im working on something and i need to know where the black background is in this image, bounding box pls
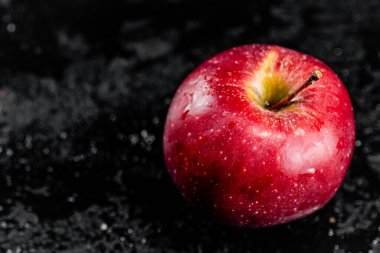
[0,0,379,252]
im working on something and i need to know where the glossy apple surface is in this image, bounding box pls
[163,44,355,227]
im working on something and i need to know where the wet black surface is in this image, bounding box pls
[0,0,379,252]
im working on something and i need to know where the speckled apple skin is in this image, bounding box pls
[163,44,355,228]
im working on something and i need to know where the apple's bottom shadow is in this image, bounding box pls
[124,170,337,252]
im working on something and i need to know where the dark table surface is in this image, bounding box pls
[0,0,379,252]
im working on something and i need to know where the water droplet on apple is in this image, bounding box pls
[305,167,316,174]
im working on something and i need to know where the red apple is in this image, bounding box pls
[163,44,355,228]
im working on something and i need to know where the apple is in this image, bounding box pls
[163,44,355,228]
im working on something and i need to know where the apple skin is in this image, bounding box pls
[163,44,355,228]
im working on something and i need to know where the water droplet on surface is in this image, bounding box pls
[152,117,159,125]
[42,148,50,155]
[67,196,75,203]
[334,47,343,56]
[109,113,117,121]
[100,223,108,231]
[342,68,350,77]
[6,149,13,156]
[6,23,16,33]
[60,132,67,139]
[328,216,336,224]
[129,134,139,145]
[1,221,7,228]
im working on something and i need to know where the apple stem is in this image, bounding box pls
[267,70,322,111]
